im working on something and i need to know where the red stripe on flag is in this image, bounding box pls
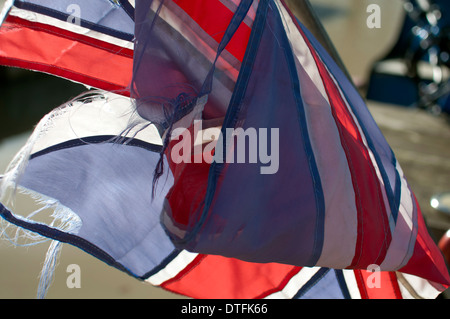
[306,53,391,268]
[354,269,403,299]
[354,269,369,299]
[399,195,450,285]
[254,266,302,299]
[281,1,392,269]
[6,16,134,58]
[318,67,391,269]
[0,57,130,95]
[0,18,132,93]
[159,254,207,287]
[161,255,299,299]
[173,0,251,62]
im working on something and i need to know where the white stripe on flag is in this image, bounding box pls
[28,92,162,156]
[7,6,134,50]
[325,63,420,270]
[0,0,14,25]
[264,267,321,299]
[145,250,199,286]
[397,272,444,299]
[342,270,362,299]
[380,163,417,270]
[275,0,358,269]
[326,66,395,235]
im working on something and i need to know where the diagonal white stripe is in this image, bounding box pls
[8,6,134,50]
[327,67,395,235]
[145,250,199,286]
[0,0,14,25]
[380,163,417,270]
[342,270,362,299]
[322,51,419,270]
[397,272,445,299]
[264,267,321,299]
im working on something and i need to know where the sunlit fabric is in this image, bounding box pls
[0,0,449,299]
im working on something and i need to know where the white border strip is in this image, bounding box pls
[145,250,199,286]
[264,267,321,299]
[380,163,417,270]
[342,270,363,299]
[0,0,14,25]
[7,6,134,50]
[398,272,445,299]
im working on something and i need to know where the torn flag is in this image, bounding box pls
[0,0,449,299]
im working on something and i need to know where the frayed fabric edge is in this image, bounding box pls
[0,188,82,299]
[0,90,108,202]
[36,201,82,299]
[0,92,96,299]
[0,89,161,298]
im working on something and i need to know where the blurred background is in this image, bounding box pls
[0,0,449,298]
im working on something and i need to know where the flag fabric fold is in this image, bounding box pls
[0,0,134,93]
[0,0,449,299]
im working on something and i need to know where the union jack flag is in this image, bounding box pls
[0,0,449,299]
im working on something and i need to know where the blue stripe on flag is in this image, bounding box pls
[14,0,134,41]
[29,135,162,160]
[293,268,331,299]
[334,269,352,299]
[118,0,134,21]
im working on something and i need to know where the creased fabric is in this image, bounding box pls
[0,0,449,299]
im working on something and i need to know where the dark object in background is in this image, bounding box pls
[366,0,450,115]
[0,66,86,141]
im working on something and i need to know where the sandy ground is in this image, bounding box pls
[0,0,449,298]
